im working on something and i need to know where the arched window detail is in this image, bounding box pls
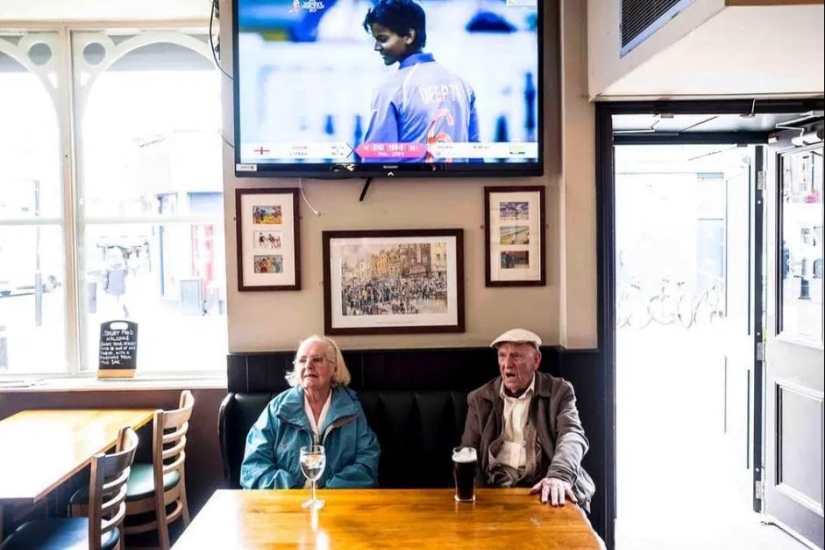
[0,32,67,373]
[70,30,225,373]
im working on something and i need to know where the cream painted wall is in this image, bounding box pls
[560,0,597,349]
[220,0,598,353]
[601,5,825,97]
[587,0,725,99]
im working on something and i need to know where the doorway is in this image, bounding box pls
[595,99,825,550]
[613,141,778,549]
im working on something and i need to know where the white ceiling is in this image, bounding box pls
[0,0,210,21]
[601,4,824,99]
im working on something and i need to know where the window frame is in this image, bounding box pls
[0,19,226,379]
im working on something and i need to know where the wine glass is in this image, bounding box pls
[300,445,326,510]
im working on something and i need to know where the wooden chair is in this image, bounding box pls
[0,426,138,550]
[71,390,195,550]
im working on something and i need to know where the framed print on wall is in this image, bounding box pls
[322,229,465,335]
[235,188,301,291]
[484,186,546,287]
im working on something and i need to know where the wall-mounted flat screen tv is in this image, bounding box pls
[232,0,543,178]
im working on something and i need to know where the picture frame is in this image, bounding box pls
[235,188,301,291]
[322,229,465,335]
[484,186,546,287]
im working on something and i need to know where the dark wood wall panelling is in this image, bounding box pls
[226,345,605,540]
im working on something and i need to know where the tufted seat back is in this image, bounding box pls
[219,390,469,489]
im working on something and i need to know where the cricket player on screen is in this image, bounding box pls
[362,0,480,163]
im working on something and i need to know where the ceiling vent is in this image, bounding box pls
[620,0,696,57]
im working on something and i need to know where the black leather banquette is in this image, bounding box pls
[218,348,507,489]
[220,389,470,489]
[218,346,600,495]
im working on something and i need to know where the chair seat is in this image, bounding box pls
[0,518,120,550]
[69,463,181,505]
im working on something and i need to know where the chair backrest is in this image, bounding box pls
[153,390,195,484]
[88,426,139,550]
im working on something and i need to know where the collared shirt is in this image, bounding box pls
[304,391,332,444]
[363,52,480,163]
[495,375,536,470]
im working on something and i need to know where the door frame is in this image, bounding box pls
[595,97,825,550]
[751,143,766,513]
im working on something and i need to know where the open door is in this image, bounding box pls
[721,145,767,511]
[718,145,765,508]
[764,130,824,549]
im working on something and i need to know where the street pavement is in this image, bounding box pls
[616,323,807,550]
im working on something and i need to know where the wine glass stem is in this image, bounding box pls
[311,480,316,503]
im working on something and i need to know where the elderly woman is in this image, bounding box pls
[240,335,380,489]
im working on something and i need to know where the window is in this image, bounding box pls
[0,33,66,374]
[0,28,226,377]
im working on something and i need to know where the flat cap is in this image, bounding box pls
[490,328,542,348]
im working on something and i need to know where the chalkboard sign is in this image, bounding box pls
[98,320,138,378]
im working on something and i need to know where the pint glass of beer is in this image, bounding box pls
[452,446,477,502]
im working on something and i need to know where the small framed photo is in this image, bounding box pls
[322,229,465,335]
[235,188,301,291]
[484,186,546,287]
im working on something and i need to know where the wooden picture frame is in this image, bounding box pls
[235,188,301,291]
[322,229,465,335]
[484,186,546,287]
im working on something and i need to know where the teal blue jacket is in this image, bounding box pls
[240,386,380,489]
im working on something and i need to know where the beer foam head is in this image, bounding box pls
[452,447,477,462]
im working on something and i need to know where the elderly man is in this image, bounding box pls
[461,328,595,511]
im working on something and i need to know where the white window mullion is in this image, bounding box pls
[58,24,81,375]
[84,215,224,226]
[0,218,64,226]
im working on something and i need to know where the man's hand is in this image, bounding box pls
[529,477,577,506]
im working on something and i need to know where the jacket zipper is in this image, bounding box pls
[321,414,357,444]
[279,414,358,446]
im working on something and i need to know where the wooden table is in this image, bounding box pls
[172,488,603,549]
[0,408,154,539]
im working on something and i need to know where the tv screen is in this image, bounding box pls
[232,0,543,178]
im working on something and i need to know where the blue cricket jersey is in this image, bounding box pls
[363,53,480,163]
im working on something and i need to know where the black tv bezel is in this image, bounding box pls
[231,0,545,180]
